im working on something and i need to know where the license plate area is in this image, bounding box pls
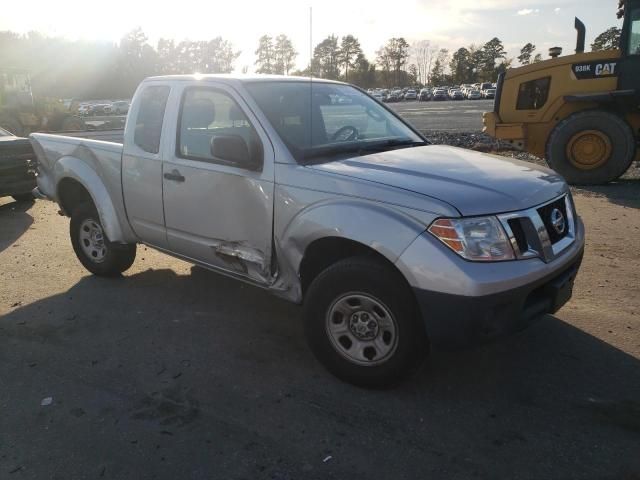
[546,268,577,313]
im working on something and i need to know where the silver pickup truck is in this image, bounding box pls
[30,75,585,387]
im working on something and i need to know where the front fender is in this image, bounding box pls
[277,198,431,298]
[54,156,133,243]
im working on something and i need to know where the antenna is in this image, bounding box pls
[309,6,313,150]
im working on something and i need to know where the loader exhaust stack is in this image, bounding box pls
[575,17,586,54]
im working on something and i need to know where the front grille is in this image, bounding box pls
[507,218,529,253]
[498,194,576,263]
[537,197,569,244]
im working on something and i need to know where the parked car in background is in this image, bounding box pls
[0,127,36,202]
[467,90,483,100]
[483,88,496,99]
[371,91,384,102]
[77,104,91,116]
[104,101,130,115]
[88,104,111,116]
[385,91,401,103]
[450,90,465,100]
[480,82,493,92]
[404,89,417,100]
[418,89,432,101]
[432,89,448,101]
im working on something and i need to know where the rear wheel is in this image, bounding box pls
[546,110,635,185]
[304,256,428,388]
[70,203,136,276]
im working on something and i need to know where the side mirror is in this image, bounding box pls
[210,135,262,171]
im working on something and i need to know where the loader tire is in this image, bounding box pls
[546,110,635,185]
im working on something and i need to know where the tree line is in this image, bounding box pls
[0,23,623,100]
[0,28,241,99]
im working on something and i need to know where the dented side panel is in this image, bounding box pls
[271,163,451,303]
[162,171,274,282]
[30,133,137,243]
[161,81,277,287]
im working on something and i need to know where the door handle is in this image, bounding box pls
[164,169,185,182]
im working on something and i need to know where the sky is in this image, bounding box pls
[0,0,622,72]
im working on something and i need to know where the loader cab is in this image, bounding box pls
[0,71,34,109]
[618,0,640,93]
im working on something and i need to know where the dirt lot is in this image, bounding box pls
[0,176,638,479]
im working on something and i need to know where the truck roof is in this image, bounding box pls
[143,74,346,85]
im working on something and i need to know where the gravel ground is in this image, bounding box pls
[425,130,640,180]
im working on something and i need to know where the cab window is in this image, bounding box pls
[629,9,640,55]
[178,88,259,165]
[133,86,170,154]
[516,77,551,110]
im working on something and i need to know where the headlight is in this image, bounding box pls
[428,216,515,261]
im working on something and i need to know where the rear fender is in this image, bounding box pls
[54,156,131,243]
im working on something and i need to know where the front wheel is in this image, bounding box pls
[304,257,428,388]
[70,203,136,276]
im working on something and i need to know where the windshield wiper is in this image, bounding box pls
[301,142,364,162]
[356,138,427,155]
[301,138,428,164]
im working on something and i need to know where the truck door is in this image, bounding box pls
[161,83,276,284]
[619,3,640,93]
[122,84,171,248]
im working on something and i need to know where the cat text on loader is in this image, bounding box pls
[483,0,640,185]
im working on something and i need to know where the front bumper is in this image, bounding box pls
[412,248,583,350]
[396,216,585,350]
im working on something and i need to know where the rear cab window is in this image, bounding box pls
[133,85,170,154]
[629,8,640,54]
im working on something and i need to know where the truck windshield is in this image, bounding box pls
[244,81,425,162]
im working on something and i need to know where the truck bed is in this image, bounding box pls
[29,133,128,238]
[53,129,125,144]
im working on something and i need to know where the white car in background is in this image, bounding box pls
[404,89,417,100]
[467,90,483,100]
[112,101,130,115]
[77,104,92,115]
[483,88,497,99]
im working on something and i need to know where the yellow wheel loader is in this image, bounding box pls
[483,0,640,184]
[0,70,85,137]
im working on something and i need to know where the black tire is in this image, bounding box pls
[12,193,34,203]
[304,256,428,388]
[546,110,635,185]
[70,203,136,276]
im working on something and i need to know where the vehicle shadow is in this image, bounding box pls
[1,266,638,479]
[573,177,640,210]
[0,198,34,254]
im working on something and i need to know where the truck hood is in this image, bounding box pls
[307,145,567,216]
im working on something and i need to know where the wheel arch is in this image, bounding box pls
[299,237,414,296]
[278,199,429,302]
[54,160,130,243]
